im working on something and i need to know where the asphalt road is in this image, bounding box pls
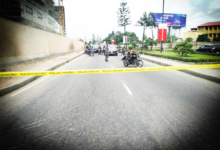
[0,53,220,150]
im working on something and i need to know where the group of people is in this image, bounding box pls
[85,44,110,61]
[85,45,93,54]
[85,44,137,62]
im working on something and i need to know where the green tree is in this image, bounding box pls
[144,38,157,50]
[102,31,139,45]
[117,1,131,46]
[88,41,92,45]
[197,34,210,42]
[185,37,193,42]
[144,37,151,50]
[213,36,220,42]
[136,12,156,49]
[148,12,156,39]
[136,12,148,49]
[154,39,158,48]
[166,34,171,43]
[131,41,139,48]
[103,37,111,44]
[165,34,178,43]
[148,39,154,50]
[173,41,195,56]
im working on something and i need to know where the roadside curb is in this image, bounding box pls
[0,52,84,97]
[141,56,220,84]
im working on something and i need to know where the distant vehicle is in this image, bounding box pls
[108,44,118,56]
[92,45,99,53]
[196,44,220,53]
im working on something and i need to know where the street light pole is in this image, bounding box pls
[160,0,165,53]
[142,23,146,51]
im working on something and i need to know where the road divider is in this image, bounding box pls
[1,64,220,77]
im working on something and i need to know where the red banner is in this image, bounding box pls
[158,29,167,41]
[111,40,114,45]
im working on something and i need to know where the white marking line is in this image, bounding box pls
[11,76,49,97]
[121,80,133,95]
[110,65,114,68]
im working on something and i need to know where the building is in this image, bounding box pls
[184,21,220,41]
[54,6,66,33]
[0,0,64,34]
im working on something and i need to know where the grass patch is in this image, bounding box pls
[134,49,220,63]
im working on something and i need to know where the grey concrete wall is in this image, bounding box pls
[0,18,84,67]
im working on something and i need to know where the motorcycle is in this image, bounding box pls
[121,53,143,67]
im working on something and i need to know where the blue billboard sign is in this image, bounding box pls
[153,13,187,27]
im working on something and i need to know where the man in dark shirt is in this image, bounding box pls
[105,43,109,62]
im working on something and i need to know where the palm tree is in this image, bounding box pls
[136,12,156,49]
[117,1,131,48]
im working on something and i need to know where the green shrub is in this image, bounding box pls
[197,34,210,42]
[213,37,220,42]
[173,41,195,56]
[185,37,193,42]
[142,52,220,63]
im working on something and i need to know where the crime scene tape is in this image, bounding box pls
[0,64,220,77]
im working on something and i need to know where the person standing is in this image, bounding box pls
[105,43,109,62]
[103,46,105,55]
[99,46,101,55]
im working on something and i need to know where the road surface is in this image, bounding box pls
[0,53,220,150]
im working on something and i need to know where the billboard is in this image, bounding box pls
[153,13,187,27]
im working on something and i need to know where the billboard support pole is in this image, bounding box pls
[160,0,165,53]
[168,26,171,37]
[171,27,172,43]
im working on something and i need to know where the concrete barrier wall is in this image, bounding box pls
[0,18,84,67]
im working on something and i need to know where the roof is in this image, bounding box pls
[198,21,220,27]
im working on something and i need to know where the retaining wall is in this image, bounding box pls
[0,18,84,67]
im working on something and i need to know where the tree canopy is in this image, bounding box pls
[102,31,140,45]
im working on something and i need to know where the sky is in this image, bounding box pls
[55,0,220,41]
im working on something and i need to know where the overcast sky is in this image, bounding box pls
[55,0,220,41]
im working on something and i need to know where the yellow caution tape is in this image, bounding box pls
[0,64,220,77]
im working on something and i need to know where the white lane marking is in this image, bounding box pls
[11,76,49,97]
[110,65,114,68]
[121,80,133,95]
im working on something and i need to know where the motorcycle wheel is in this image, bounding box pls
[123,60,128,67]
[136,60,143,67]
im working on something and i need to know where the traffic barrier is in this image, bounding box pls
[0,64,220,77]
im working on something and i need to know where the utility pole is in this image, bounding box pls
[142,23,146,51]
[160,0,165,53]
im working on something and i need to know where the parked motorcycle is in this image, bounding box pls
[121,53,143,67]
